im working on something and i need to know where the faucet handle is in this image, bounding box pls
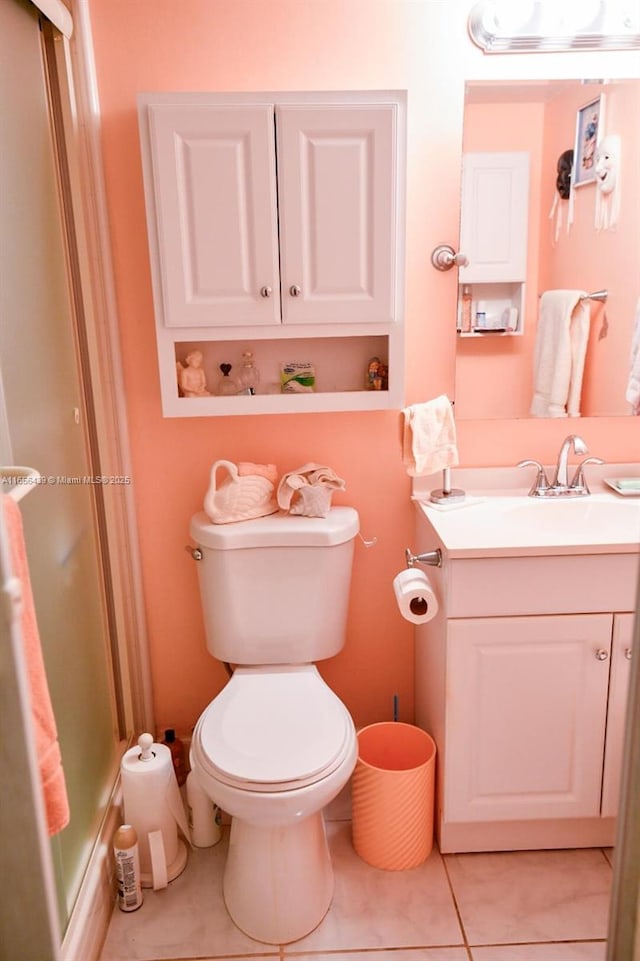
[570,456,605,493]
[517,459,550,496]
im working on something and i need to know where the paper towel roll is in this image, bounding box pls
[121,736,190,888]
[393,569,439,624]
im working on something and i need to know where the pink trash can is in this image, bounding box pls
[351,722,436,871]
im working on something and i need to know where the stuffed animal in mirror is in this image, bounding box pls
[594,134,621,230]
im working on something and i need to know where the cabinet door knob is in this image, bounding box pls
[260,286,272,298]
[625,648,632,660]
[595,649,609,661]
[289,284,301,297]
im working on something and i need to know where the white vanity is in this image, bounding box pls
[413,465,640,853]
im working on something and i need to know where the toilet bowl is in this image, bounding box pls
[190,664,357,943]
[188,506,360,944]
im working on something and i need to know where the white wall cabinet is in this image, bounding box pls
[459,152,529,284]
[457,151,529,337]
[138,91,406,416]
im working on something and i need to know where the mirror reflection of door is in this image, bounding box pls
[454,79,640,420]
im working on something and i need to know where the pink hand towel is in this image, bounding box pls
[3,495,70,836]
[277,463,346,517]
[402,395,459,476]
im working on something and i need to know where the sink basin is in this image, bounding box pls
[503,496,638,534]
[416,491,640,557]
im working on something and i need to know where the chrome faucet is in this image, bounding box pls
[552,434,588,488]
[517,434,604,497]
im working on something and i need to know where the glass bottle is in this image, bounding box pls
[236,350,260,395]
[216,363,238,396]
[161,728,187,785]
[461,285,472,333]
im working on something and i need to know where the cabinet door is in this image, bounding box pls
[445,614,612,823]
[601,613,634,818]
[276,104,398,325]
[144,103,280,327]
[458,152,529,283]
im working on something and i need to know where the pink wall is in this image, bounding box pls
[87,0,639,736]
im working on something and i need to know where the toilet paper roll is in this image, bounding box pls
[393,569,439,625]
[121,737,191,888]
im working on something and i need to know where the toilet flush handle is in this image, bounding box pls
[358,532,378,548]
[185,545,203,561]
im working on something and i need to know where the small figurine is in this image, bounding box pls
[178,350,210,397]
[366,357,388,391]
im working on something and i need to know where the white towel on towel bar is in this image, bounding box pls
[626,298,640,416]
[530,290,590,418]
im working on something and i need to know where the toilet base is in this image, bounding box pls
[223,811,334,944]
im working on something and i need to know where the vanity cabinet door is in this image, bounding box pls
[445,614,613,823]
[143,103,281,328]
[601,613,634,818]
[458,151,529,284]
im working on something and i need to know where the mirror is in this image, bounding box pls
[454,78,640,420]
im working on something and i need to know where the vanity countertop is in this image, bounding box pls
[413,464,640,559]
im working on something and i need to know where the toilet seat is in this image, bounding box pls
[192,665,354,793]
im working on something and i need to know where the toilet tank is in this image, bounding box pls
[189,506,360,665]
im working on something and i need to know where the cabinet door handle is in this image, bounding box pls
[289,284,301,297]
[595,649,609,661]
[625,648,632,660]
[260,286,272,298]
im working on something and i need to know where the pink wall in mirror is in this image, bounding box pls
[456,80,639,419]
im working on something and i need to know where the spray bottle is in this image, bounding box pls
[113,824,143,912]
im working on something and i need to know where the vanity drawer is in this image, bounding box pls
[446,552,639,617]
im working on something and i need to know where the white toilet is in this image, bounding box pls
[188,506,360,944]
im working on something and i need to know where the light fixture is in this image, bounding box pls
[468,0,640,52]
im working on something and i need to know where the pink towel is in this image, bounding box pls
[3,495,70,836]
[402,395,459,476]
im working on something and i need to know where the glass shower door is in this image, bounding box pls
[0,0,120,931]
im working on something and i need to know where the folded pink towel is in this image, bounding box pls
[277,463,346,517]
[3,495,70,836]
[402,395,459,476]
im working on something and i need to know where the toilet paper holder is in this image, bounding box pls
[405,547,442,569]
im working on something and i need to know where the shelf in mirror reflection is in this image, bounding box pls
[454,77,640,420]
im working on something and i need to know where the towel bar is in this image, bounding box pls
[405,547,442,569]
[580,289,608,303]
[538,289,608,303]
[430,467,466,505]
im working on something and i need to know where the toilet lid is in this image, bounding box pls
[193,667,353,790]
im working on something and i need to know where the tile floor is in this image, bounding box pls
[99,821,613,961]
